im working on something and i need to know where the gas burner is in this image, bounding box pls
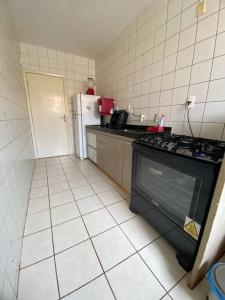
[178,139,193,149]
[136,134,225,163]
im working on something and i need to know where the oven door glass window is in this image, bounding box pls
[135,155,198,225]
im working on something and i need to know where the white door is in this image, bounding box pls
[26,73,69,158]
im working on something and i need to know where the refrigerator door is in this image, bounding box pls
[80,95,100,158]
[73,94,83,158]
[74,114,83,158]
[73,94,81,115]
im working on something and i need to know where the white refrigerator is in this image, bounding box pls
[72,94,100,159]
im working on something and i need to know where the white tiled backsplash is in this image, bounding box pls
[0,2,34,298]
[19,43,95,154]
[96,0,225,141]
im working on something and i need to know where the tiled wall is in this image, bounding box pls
[0,1,34,299]
[20,43,95,154]
[96,0,225,140]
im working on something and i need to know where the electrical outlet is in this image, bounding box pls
[187,96,196,109]
[140,114,145,122]
[197,1,206,17]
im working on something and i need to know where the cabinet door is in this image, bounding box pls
[88,146,97,163]
[96,134,109,172]
[87,132,96,149]
[107,137,123,185]
[122,142,133,193]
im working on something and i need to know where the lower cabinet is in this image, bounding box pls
[87,132,97,163]
[122,142,132,193]
[95,132,133,193]
[107,137,123,186]
[87,146,97,163]
[96,134,109,172]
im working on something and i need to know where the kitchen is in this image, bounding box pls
[1,0,225,299]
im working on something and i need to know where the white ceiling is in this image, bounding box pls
[8,0,152,59]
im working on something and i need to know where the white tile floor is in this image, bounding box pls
[17,155,210,300]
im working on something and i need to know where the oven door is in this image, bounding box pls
[131,143,217,229]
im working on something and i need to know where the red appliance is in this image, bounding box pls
[86,87,95,95]
[86,77,95,95]
[98,98,114,116]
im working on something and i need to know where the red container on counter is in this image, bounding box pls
[146,126,165,133]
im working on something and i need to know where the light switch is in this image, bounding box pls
[197,1,206,17]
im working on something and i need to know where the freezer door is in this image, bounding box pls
[80,94,100,124]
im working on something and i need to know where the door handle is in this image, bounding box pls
[60,114,66,122]
[149,167,162,176]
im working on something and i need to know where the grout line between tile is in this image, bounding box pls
[58,158,118,300]
[20,156,190,299]
[46,159,61,299]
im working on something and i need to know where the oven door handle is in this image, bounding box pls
[149,167,162,176]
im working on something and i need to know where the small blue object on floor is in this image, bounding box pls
[207,263,225,300]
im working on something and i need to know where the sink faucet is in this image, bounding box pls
[128,106,145,122]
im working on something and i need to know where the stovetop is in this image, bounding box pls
[135,134,225,163]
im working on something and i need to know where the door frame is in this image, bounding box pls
[24,70,69,158]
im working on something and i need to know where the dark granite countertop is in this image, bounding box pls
[86,125,171,139]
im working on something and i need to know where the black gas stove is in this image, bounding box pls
[131,134,224,271]
[136,134,225,163]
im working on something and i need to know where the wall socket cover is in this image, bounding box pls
[197,1,206,17]
[187,96,196,109]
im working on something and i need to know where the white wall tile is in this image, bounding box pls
[208,79,225,101]
[180,3,197,31]
[182,0,198,11]
[179,24,197,50]
[189,82,209,103]
[203,102,225,122]
[174,67,191,88]
[0,2,34,297]
[168,0,182,20]
[176,46,194,69]
[161,72,175,90]
[149,92,160,107]
[163,53,177,74]
[211,55,225,79]
[170,105,186,121]
[218,8,225,33]
[166,15,181,38]
[185,103,205,122]
[172,86,188,105]
[201,123,224,139]
[215,32,225,57]
[193,37,216,64]
[190,60,212,84]
[165,34,179,56]
[154,25,166,45]
[152,43,164,63]
[160,89,173,106]
[96,0,225,140]
[196,13,218,42]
